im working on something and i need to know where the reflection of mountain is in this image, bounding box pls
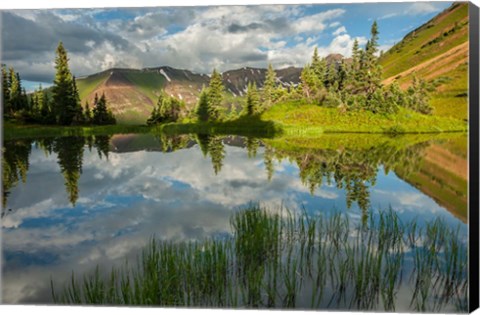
[267,137,429,223]
[264,133,468,224]
[395,137,468,222]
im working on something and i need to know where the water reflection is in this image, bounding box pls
[1,132,468,306]
[2,133,467,222]
[2,135,112,213]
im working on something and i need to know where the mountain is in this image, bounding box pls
[76,66,302,124]
[379,2,469,120]
[378,2,469,222]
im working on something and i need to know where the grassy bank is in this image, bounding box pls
[51,205,467,311]
[261,101,467,135]
[4,99,467,140]
[3,123,152,140]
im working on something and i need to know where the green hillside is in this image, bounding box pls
[76,71,109,101]
[122,71,166,103]
[380,3,468,78]
[379,2,468,120]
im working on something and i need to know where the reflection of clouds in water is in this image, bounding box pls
[2,141,466,304]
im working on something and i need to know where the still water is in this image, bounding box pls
[1,133,468,310]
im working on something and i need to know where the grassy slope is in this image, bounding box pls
[122,71,166,103]
[379,3,468,78]
[261,101,467,134]
[429,62,468,120]
[76,72,110,102]
[379,3,468,120]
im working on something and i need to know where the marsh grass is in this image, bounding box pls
[51,205,468,312]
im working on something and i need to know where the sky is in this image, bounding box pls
[1,1,454,91]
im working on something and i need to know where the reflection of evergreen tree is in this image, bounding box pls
[195,133,211,158]
[157,134,190,153]
[2,140,33,209]
[53,136,85,206]
[94,135,111,160]
[208,137,225,175]
[36,138,55,157]
[264,145,275,182]
[275,140,428,222]
[86,135,94,152]
[195,134,225,175]
[246,137,260,158]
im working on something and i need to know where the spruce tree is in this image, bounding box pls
[71,76,84,124]
[244,82,260,116]
[207,69,224,121]
[41,92,53,124]
[2,65,11,116]
[363,21,382,95]
[52,41,76,125]
[263,63,277,108]
[9,68,21,112]
[324,62,337,89]
[300,65,322,102]
[311,47,326,83]
[92,93,116,125]
[196,88,210,122]
[84,101,92,124]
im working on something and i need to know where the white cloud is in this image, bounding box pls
[379,2,445,20]
[329,21,341,28]
[293,8,345,34]
[332,26,346,36]
[379,13,398,20]
[405,2,440,15]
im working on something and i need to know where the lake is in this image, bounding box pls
[1,132,468,311]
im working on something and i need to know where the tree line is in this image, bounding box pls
[147,63,285,124]
[147,21,431,126]
[296,22,432,115]
[3,42,115,126]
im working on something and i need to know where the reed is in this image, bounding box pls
[51,205,468,312]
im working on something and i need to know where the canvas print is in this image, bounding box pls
[1,1,474,312]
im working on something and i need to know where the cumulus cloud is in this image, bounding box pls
[1,5,348,82]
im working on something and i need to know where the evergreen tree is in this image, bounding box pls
[2,65,11,116]
[300,65,323,102]
[52,41,77,125]
[406,76,432,114]
[21,88,29,111]
[263,63,277,108]
[147,92,182,124]
[92,93,116,125]
[41,93,55,124]
[337,60,348,92]
[244,82,260,116]
[207,69,224,121]
[84,101,92,124]
[71,76,84,124]
[324,62,337,89]
[311,47,327,83]
[351,39,361,73]
[196,88,210,122]
[362,21,382,95]
[9,67,21,112]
